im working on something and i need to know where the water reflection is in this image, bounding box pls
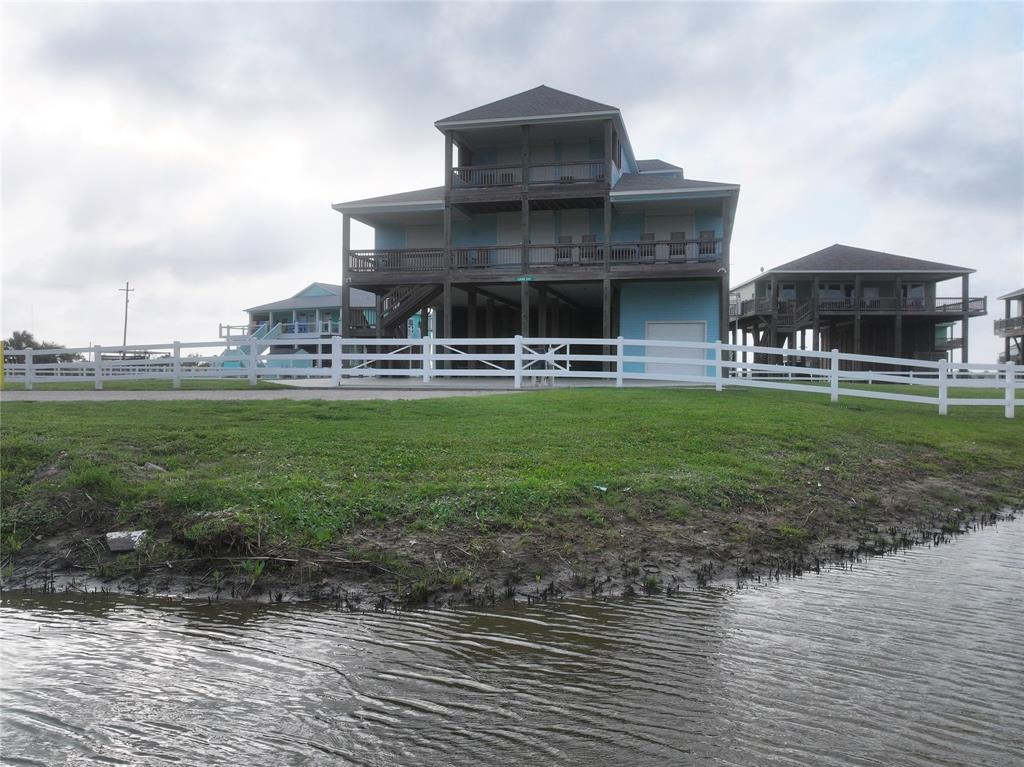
[2,519,1022,766]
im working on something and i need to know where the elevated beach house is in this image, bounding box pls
[996,288,1023,364]
[331,86,740,351]
[729,245,986,363]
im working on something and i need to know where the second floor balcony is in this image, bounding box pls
[450,160,606,194]
[347,237,723,278]
[730,295,988,322]
[995,316,1024,337]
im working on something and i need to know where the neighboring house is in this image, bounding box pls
[239,282,379,338]
[996,288,1023,364]
[729,245,986,363]
[331,85,739,366]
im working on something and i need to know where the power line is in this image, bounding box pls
[118,281,134,359]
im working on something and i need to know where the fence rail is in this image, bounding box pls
[3,336,1020,417]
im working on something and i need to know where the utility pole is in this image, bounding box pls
[118,281,134,359]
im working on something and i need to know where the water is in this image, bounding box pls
[2,519,1022,767]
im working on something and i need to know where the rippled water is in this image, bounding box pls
[3,519,1023,766]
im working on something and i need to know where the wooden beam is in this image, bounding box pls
[444,130,453,190]
[537,286,548,336]
[521,197,530,272]
[485,298,495,337]
[602,278,612,338]
[467,288,477,337]
[520,281,531,335]
[473,286,519,309]
[854,274,862,365]
[543,284,584,311]
[521,124,530,192]
[811,275,820,353]
[961,273,970,363]
[442,281,452,339]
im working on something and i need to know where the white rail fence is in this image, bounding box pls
[3,336,1021,417]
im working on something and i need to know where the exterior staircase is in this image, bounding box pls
[351,284,442,337]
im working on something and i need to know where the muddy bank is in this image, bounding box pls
[3,475,1019,609]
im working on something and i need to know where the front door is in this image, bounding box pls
[645,321,707,378]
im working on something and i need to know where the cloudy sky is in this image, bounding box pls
[3,1,1022,360]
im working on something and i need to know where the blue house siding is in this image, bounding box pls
[375,225,406,250]
[619,280,720,374]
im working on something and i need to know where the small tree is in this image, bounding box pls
[3,330,83,364]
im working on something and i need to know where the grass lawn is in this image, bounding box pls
[1,379,288,391]
[2,387,1021,598]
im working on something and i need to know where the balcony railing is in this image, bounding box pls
[731,296,987,319]
[347,238,723,275]
[450,161,606,189]
[349,248,446,273]
[995,316,1024,336]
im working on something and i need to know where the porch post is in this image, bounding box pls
[537,285,548,337]
[603,196,612,271]
[520,281,531,336]
[961,273,970,363]
[719,275,729,344]
[485,298,495,338]
[1006,298,1012,362]
[854,274,862,367]
[467,287,478,337]
[521,199,530,273]
[521,124,530,191]
[603,278,613,372]
[375,295,383,339]
[769,275,778,347]
[442,281,452,339]
[341,213,351,337]
[444,130,453,191]
[812,276,820,354]
[894,275,903,360]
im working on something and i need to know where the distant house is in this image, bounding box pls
[331,84,739,370]
[729,245,986,362]
[996,288,1023,364]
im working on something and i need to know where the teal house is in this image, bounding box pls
[331,86,739,371]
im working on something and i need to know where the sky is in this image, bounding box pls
[2,1,1022,361]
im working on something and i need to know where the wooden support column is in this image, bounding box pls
[442,282,452,339]
[521,124,530,191]
[961,274,970,363]
[719,275,729,343]
[537,286,548,337]
[853,274,863,366]
[1006,298,1012,363]
[603,196,612,271]
[769,276,778,347]
[894,275,903,360]
[375,295,383,339]
[444,130,453,191]
[420,308,429,339]
[603,278,613,372]
[521,198,530,273]
[341,214,351,336]
[485,298,495,338]
[467,288,478,337]
[520,282,531,336]
[811,276,820,353]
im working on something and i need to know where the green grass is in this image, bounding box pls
[2,379,287,391]
[1,388,1021,592]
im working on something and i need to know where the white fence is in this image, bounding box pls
[3,336,1021,417]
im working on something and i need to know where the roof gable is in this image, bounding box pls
[436,85,618,126]
[766,244,973,275]
[296,283,340,298]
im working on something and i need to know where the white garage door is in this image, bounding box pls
[645,321,706,378]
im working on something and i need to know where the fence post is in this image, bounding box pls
[1005,361,1015,419]
[422,337,432,383]
[90,346,103,390]
[248,340,258,386]
[331,336,342,386]
[513,335,523,389]
[938,359,948,415]
[616,336,624,387]
[714,340,723,392]
[829,348,839,403]
[172,341,182,388]
[24,348,33,391]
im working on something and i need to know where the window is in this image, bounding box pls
[699,230,716,256]
[779,283,797,301]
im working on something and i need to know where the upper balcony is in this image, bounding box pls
[995,316,1024,337]
[448,160,609,206]
[347,237,723,281]
[730,296,988,323]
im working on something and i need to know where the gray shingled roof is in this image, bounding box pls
[636,159,682,172]
[611,172,738,194]
[246,284,375,313]
[764,244,973,275]
[332,186,445,211]
[436,85,618,125]
[998,287,1024,301]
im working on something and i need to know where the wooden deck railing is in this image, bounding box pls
[348,239,723,274]
[450,161,606,188]
[995,316,1024,335]
[731,296,988,319]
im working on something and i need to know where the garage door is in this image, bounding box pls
[645,321,706,378]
